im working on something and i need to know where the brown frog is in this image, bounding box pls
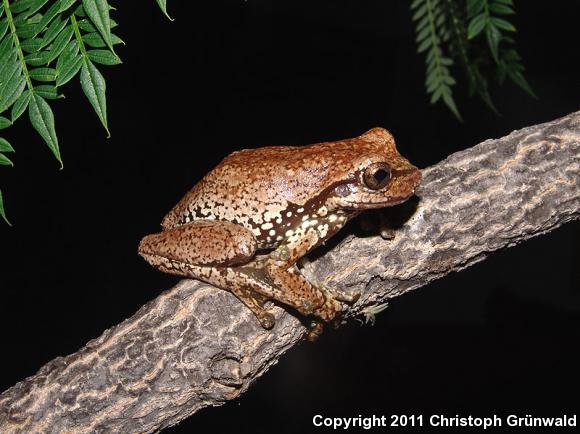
[139,128,421,337]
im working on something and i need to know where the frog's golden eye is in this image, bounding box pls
[363,162,392,190]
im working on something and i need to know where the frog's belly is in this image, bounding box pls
[184,203,349,251]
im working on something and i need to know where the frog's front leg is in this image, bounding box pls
[264,224,344,322]
[139,220,276,329]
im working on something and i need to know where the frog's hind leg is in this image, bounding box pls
[139,220,275,328]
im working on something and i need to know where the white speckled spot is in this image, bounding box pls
[285,229,294,237]
[269,229,276,236]
[302,215,310,222]
[286,211,292,217]
[297,207,304,213]
[261,222,273,230]
[317,224,329,238]
[329,214,337,222]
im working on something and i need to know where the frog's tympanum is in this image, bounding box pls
[139,128,421,338]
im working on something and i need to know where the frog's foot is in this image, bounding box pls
[308,278,361,304]
[298,258,361,304]
[306,320,324,342]
[228,284,275,329]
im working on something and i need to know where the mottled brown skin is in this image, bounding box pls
[139,128,421,336]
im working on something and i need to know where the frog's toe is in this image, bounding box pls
[313,280,360,305]
[334,288,361,303]
[257,311,276,329]
[306,320,324,342]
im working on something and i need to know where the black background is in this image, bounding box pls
[1,1,579,432]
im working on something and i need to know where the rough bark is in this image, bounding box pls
[1,112,579,433]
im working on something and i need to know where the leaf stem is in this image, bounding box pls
[70,14,87,57]
[3,0,33,91]
[425,0,442,83]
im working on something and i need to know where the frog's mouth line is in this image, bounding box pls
[343,195,416,209]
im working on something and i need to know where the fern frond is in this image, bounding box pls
[411,0,462,120]
[0,0,127,224]
[466,0,535,98]
[444,0,499,114]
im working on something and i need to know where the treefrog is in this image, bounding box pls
[139,128,421,338]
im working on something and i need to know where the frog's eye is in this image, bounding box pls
[363,162,392,190]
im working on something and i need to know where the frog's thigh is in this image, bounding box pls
[139,219,257,268]
[139,220,276,328]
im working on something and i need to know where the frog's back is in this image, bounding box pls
[161,129,394,231]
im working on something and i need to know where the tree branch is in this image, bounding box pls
[1,112,579,433]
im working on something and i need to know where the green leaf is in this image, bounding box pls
[0,33,15,58]
[59,0,78,13]
[82,31,104,47]
[80,58,108,135]
[417,36,432,53]
[81,31,123,48]
[28,92,61,166]
[489,3,514,15]
[156,0,173,21]
[486,24,501,63]
[467,0,485,17]
[29,67,57,82]
[0,71,26,113]
[10,0,35,14]
[415,25,431,43]
[48,24,74,62]
[82,0,113,51]
[82,30,122,47]
[0,18,9,41]
[33,0,63,37]
[27,0,51,16]
[16,22,38,39]
[41,15,68,48]
[489,17,516,32]
[76,18,95,32]
[74,4,86,16]
[0,152,13,166]
[412,4,427,21]
[87,49,121,65]
[0,136,14,152]
[0,189,10,225]
[56,39,79,70]
[442,91,462,121]
[35,84,62,99]
[20,37,43,53]
[11,89,31,121]
[56,53,82,86]
[467,14,487,39]
[25,50,52,66]
[0,116,11,129]
[507,68,537,98]
[0,56,18,82]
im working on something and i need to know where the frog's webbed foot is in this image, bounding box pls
[299,257,361,304]
[229,285,275,329]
